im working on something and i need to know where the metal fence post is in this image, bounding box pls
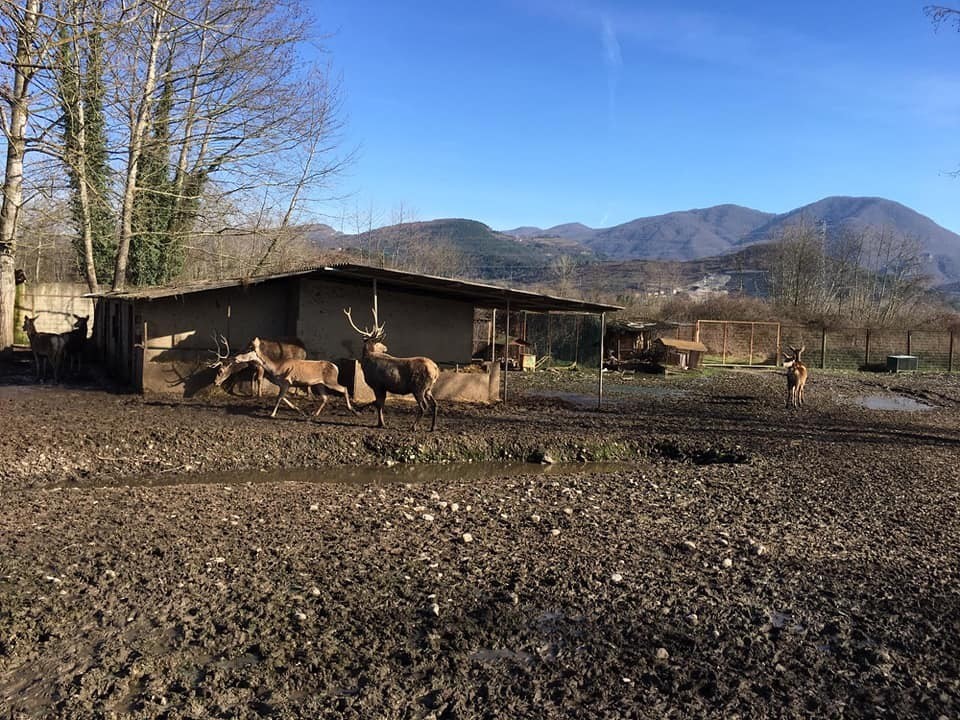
[864,329,871,368]
[949,331,955,373]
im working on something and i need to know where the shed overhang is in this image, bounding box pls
[88,264,622,315]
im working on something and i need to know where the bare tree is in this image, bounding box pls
[0,0,44,350]
[25,0,345,282]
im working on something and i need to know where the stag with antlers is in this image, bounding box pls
[782,345,808,409]
[211,335,355,419]
[344,307,440,431]
[209,335,307,396]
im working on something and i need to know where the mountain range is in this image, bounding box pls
[303,196,960,289]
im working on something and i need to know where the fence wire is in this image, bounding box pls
[703,321,957,372]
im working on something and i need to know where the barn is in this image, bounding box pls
[91,263,620,399]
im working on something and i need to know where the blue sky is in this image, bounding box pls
[309,1,960,233]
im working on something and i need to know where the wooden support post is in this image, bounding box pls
[949,331,955,373]
[597,312,605,409]
[503,300,510,403]
[722,323,728,365]
[546,312,552,363]
[820,327,827,370]
[865,329,871,368]
[906,330,912,356]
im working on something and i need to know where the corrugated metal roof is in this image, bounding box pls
[86,268,318,301]
[91,263,622,314]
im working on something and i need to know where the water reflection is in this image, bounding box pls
[855,394,935,412]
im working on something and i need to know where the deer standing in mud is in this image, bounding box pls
[782,345,808,409]
[214,336,355,419]
[209,336,307,396]
[61,314,88,376]
[22,315,66,383]
[344,307,440,431]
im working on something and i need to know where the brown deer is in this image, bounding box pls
[209,335,307,396]
[222,337,356,419]
[61,314,89,376]
[344,307,440,431]
[22,315,67,383]
[782,345,808,408]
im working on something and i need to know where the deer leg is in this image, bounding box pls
[427,391,438,431]
[312,386,329,416]
[271,381,301,417]
[374,389,387,428]
[256,364,264,398]
[412,391,428,429]
[341,388,356,414]
[326,381,356,414]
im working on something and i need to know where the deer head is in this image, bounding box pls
[344,307,388,353]
[208,333,235,385]
[783,345,805,367]
[72,314,89,331]
[22,315,37,334]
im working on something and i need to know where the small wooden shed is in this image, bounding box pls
[652,337,708,370]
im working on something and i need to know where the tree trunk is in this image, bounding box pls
[112,2,166,291]
[0,0,41,351]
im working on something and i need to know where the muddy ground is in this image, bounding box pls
[1,353,959,719]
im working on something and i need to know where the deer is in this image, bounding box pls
[214,336,356,419]
[209,335,307,397]
[61,314,89,376]
[782,345,808,409]
[344,306,440,431]
[22,315,67,383]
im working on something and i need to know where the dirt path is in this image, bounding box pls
[2,363,959,718]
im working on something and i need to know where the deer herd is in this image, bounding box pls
[20,306,810,424]
[21,314,89,384]
[208,306,440,430]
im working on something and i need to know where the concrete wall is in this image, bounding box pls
[137,281,295,394]
[297,277,475,365]
[345,359,501,404]
[15,282,94,341]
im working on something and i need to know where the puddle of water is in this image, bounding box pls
[855,394,935,412]
[63,460,636,490]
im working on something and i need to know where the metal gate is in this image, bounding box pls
[696,320,781,367]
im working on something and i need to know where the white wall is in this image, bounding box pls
[16,282,94,336]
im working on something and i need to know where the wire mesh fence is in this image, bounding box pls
[699,320,958,372]
[696,321,781,366]
[478,313,958,373]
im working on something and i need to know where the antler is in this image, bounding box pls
[344,307,386,340]
[344,307,372,337]
[207,333,231,368]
